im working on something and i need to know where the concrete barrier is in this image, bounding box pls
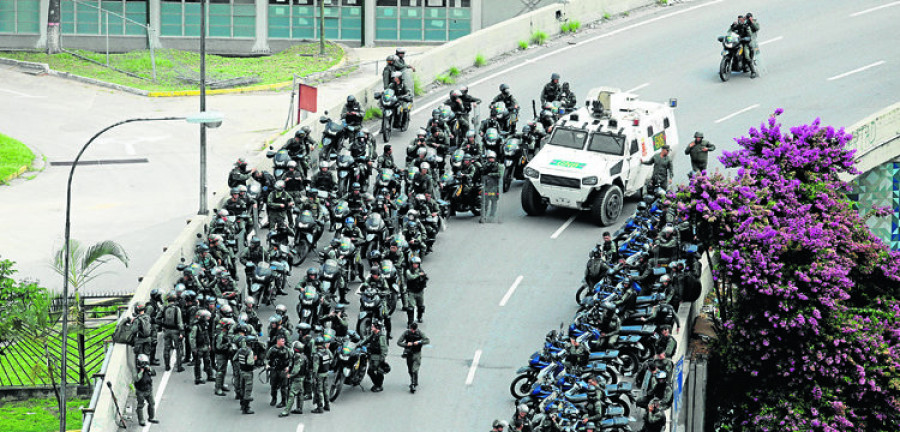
[843,101,900,179]
[87,0,658,429]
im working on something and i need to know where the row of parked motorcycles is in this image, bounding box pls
[504,192,703,431]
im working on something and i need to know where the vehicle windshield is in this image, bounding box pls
[548,128,588,150]
[587,132,625,155]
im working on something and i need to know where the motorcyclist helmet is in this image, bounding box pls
[220,317,236,329]
[268,315,281,326]
[166,291,178,302]
[450,89,462,98]
[499,83,509,93]
[133,302,146,314]
[286,160,297,169]
[245,335,257,344]
[198,309,212,321]
[183,290,197,301]
[410,256,422,265]
[236,157,247,167]
[551,72,560,81]
[367,249,383,262]
[198,243,210,253]
[137,354,150,365]
[485,150,497,160]
[659,274,672,285]
[231,187,240,195]
[275,304,288,316]
[460,85,469,95]
[150,288,162,301]
[431,108,441,120]
[315,336,325,345]
[238,185,248,194]
[420,162,430,171]
[347,95,356,104]
[637,201,648,211]
[391,71,403,80]
[291,341,304,353]
[522,125,532,134]
[395,47,406,55]
[345,217,356,228]
[484,128,500,144]
[244,296,255,308]
[274,180,285,190]
[386,54,395,63]
[220,304,234,317]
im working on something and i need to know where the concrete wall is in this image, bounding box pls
[481,0,559,28]
[844,101,900,179]
[87,0,655,429]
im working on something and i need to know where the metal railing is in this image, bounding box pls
[80,343,114,432]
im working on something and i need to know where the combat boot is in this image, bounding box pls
[270,394,277,406]
[323,400,330,412]
[312,405,324,414]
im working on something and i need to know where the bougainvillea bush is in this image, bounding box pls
[675,110,900,431]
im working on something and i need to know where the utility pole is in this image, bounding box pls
[199,0,208,214]
[319,0,325,55]
[47,0,61,53]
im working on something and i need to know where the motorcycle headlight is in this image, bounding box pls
[582,176,598,186]
[524,167,540,178]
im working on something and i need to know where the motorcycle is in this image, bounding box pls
[329,332,369,401]
[319,112,346,155]
[336,154,354,197]
[362,213,388,257]
[376,89,410,142]
[356,288,385,337]
[291,210,321,266]
[501,136,529,193]
[443,174,482,217]
[296,284,321,326]
[246,260,287,306]
[266,147,292,179]
[321,258,347,302]
[717,31,753,82]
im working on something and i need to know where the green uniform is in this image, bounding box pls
[684,139,716,172]
[235,344,256,413]
[311,345,333,411]
[266,344,291,407]
[134,365,156,425]
[481,160,501,223]
[405,267,427,324]
[397,329,430,389]
[145,300,161,364]
[266,189,294,227]
[189,320,213,382]
[641,407,666,432]
[213,330,233,394]
[281,350,309,416]
[132,314,153,361]
[363,329,389,390]
[158,303,184,371]
[642,153,674,189]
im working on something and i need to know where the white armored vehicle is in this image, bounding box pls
[521,87,679,226]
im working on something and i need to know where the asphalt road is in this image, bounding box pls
[124,1,900,431]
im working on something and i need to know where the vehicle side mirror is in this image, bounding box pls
[374,91,382,99]
[717,36,724,42]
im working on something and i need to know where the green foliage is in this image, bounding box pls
[561,21,582,33]
[52,239,129,294]
[435,73,455,85]
[448,66,460,77]
[413,73,425,96]
[0,133,34,181]
[658,0,668,5]
[363,106,383,121]
[530,30,549,45]
[0,258,52,337]
[474,53,486,67]
[0,43,344,91]
[518,40,529,50]
[0,397,88,431]
[623,11,630,17]
[603,12,611,20]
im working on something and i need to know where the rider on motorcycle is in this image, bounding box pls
[283,126,315,178]
[311,161,338,194]
[491,84,519,119]
[341,95,364,129]
[540,72,562,104]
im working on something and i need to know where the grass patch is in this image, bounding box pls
[530,30,549,45]
[561,21,581,33]
[0,132,34,180]
[518,40,529,50]
[623,11,630,16]
[0,43,344,92]
[603,12,611,20]
[435,73,455,85]
[363,106,383,121]
[0,323,115,387]
[474,53,486,67]
[448,66,460,77]
[413,73,425,96]
[0,397,89,432]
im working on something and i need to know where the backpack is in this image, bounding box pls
[164,305,179,327]
[113,315,137,345]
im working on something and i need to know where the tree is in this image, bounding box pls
[676,110,900,431]
[46,0,61,54]
[51,239,129,329]
[0,258,53,337]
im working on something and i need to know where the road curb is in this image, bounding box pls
[147,80,293,97]
[2,164,28,184]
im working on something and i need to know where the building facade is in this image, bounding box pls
[0,0,486,54]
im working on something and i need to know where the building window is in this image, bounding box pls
[0,0,42,35]
[161,0,255,38]
[59,0,148,36]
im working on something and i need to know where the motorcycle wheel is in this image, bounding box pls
[600,369,618,385]
[619,350,639,375]
[509,374,534,399]
[502,164,513,193]
[719,56,732,82]
[610,396,630,418]
[357,316,373,337]
[400,111,410,132]
[388,292,398,315]
[575,283,591,305]
[382,117,392,143]
[329,371,344,402]
[292,242,309,266]
[637,344,654,362]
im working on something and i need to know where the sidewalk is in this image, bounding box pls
[0,44,432,293]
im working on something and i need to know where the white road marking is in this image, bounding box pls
[124,142,136,155]
[296,424,305,432]
[412,0,726,116]
[759,36,782,46]
[499,275,524,307]
[465,350,482,385]
[0,87,44,98]
[626,82,650,93]
[827,61,885,81]
[550,214,578,239]
[851,1,900,17]
[143,351,176,432]
[714,104,760,124]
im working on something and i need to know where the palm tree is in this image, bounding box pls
[52,239,130,294]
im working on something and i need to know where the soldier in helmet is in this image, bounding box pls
[267,315,291,347]
[490,419,508,431]
[266,334,291,409]
[134,354,160,426]
[213,317,236,396]
[492,84,519,116]
[310,336,333,413]
[266,180,295,228]
[190,309,214,385]
[362,320,389,393]
[480,151,501,223]
[541,73,562,104]
[131,302,154,372]
[684,131,716,175]
[283,126,315,178]
[157,291,185,372]
[280,340,309,417]
[236,334,258,414]
[228,157,255,188]
[397,322,430,393]
[147,289,164,366]
[405,256,428,325]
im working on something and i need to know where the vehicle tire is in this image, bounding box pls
[618,350,639,375]
[637,344,654,362]
[329,371,343,402]
[719,56,731,82]
[356,316,372,337]
[382,117,391,143]
[575,283,591,305]
[521,181,546,216]
[400,110,410,132]
[509,374,533,399]
[502,165,513,193]
[600,369,618,385]
[610,397,630,418]
[591,185,623,226]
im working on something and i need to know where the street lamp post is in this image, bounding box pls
[199,0,209,215]
[58,113,223,432]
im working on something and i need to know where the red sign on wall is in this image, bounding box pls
[297,84,318,123]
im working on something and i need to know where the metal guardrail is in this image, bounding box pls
[81,343,114,432]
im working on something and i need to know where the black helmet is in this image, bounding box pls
[395,47,406,55]
[307,267,320,278]
[637,201,648,211]
[150,288,161,301]
[301,125,311,135]
[347,94,356,103]
[250,236,261,246]
[460,85,469,94]
[694,131,704,139]
[294,129,304,138]
[499,83,509,92]
[269,315,280,325]
[450,89,462,98]
[551,72,560,81]
[292,341,304,353]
